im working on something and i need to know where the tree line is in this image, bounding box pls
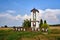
[22,19,49,28]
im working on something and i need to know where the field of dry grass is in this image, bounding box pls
[0,28,13,30]
[0,26,60,30]
[0,26,60,40]
[50,26,60,29]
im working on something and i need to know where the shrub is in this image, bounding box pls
[4,25,8,28]
[42,23,49,29]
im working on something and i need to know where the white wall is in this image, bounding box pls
[31,22,33,28]
[31,12,39,28]
[31,12,33,21]
[36,22,39,28]
[36,12,39,21]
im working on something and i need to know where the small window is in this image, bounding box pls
[33,22,36,26]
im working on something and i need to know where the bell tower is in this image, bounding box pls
[31,8,39,31]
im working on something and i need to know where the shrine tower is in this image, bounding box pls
[31,8,39,31]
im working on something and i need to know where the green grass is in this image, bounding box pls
[0,29,60,40]
[0,30,41,40]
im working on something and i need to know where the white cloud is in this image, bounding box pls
[38,9,45,19]
[0,13,22,26]
[0,14,8,17]
[45,9,60,15]
[0,14,16,20]
[38,9,60,24]
[22,14,31,20]
[44,13,59,22]
[0,11,31,26]
[44,9,60,21]
[6,10,16,14]
[0,10,17,20]
[15,15,21,20]
[0,9,60,26]
[0,13,30,21]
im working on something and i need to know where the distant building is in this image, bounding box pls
[31,8,39,31]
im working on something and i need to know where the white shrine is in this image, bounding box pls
[31,8,39,31]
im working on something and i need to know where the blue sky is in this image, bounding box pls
[0,0,60,26]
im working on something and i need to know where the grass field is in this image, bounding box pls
[0,27,60,40]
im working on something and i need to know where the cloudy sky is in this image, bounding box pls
[0,0,60,26]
